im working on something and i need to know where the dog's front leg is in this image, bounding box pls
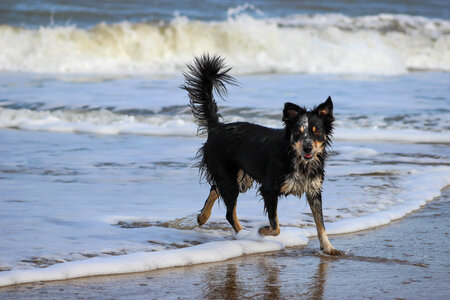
[258,188,280,236]
[306,191,341,256]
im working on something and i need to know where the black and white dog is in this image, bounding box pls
[182,55,341,255]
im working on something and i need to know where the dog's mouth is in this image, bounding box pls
[303,153,314,160]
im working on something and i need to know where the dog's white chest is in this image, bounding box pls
[281,172,322,196]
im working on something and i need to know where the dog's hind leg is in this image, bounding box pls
[307,192,342,256]
[224,192,242,232]
[197,185,219,226]
[215,179,242,233]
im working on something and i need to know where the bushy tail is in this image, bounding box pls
[182,54,236,135]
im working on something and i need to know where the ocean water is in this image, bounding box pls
[0,0,449,286]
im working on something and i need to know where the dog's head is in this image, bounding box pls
[282,97,334,162]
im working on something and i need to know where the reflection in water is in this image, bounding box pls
[202,264,242,299]
[257,259,281,300]
[306,258,329,300]
[201,252,330,299]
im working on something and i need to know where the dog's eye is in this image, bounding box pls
[312,126,322,136]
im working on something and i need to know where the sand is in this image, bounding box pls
[0,188,448,299]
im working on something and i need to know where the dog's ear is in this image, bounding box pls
[283,102,305,124]
[316,96,333,119]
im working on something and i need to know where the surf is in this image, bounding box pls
[0,13,449,75]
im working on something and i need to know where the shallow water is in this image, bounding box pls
[0,0,449,287]
[1,189,448,299]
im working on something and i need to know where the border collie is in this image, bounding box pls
[182,55,341,255]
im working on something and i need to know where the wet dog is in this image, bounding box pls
[182,55,341,255]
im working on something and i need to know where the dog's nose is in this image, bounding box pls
[303,143,313,153]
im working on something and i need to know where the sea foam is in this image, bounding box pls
[0,167,448,287]
[0,13,449,75]
[1,107,448,143]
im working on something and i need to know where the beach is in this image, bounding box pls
[0,188,448,299]
[0,0,449,296]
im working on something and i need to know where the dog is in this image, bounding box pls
[182,55,341,256]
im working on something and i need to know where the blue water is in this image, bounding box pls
[1,0,449,28]
[0,0,449,286]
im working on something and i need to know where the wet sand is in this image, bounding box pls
[1,188,449,299]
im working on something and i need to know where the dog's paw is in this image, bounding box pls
[258,226,280,237]
[323,247,342,256]
[197,213,207,226]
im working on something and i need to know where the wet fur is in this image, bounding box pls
[182,55,341,256]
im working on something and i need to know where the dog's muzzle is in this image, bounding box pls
[302,142,313,160]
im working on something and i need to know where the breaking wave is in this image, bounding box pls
[0,13,449,75]
[1,105,449,143]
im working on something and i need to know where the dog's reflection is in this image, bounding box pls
[201,253,329,300]
[306,258,329,300]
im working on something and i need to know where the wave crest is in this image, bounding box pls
[0,13,449,75]
[1,105,449,143]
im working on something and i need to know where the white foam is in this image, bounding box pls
[0,239,285,287]
[274,13,449,39]
[0,107,197,136]
[0,166,447,287]
[236,227,309,247]
[335,128,450,144]
[0,13,449,74]
[327,168,450,234]
[337,146,379,157]
[1,107,448,144]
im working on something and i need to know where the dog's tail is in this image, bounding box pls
[182,54,236,135]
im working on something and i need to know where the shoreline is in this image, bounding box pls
[0,187,448,299]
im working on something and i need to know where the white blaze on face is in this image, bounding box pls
[291,114,311,156]
[299,115,308,136]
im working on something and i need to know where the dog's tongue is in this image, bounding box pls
[304,154,313,159]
